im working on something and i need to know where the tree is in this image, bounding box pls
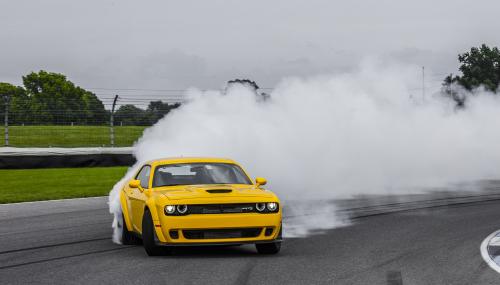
[146,101,180,124]
[22,70,107,124]
[81,89,108,124]
[0,83,29,125]
[227,79,260,90]
[114,105,149,126]
[2,71,183,126]
[444,44,500,106]
[226,79,270,100]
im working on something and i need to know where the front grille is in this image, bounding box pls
[188,203,256,214]
[183,228,262,239]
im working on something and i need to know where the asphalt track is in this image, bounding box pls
[1,197,500,284]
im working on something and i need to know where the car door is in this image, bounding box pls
[130,165,151,232]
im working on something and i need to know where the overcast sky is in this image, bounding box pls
[1,0,500,100]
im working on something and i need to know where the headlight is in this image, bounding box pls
[256,203,266,212]
[177,204,188,214]
[266,202,278,211]
[165,205,176,214]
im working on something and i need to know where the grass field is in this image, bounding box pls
[0,125,147,147]
[0,167,129,203]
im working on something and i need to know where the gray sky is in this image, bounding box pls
[1,0,499,101]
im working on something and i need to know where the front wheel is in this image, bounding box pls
[121,214,140,245]
[256,242,281,254]
[142,209,170,256]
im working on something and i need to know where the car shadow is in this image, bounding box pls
[163,245,275,258]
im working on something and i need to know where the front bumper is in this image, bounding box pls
[154,211,282,245]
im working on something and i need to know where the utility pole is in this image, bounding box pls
[4,95,9,146]
[422,66,425,101]
[110,95,118,147]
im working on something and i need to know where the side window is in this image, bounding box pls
[136,165,151,189]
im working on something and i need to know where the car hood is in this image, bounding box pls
[156,184,275,200]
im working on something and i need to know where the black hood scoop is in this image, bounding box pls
[206,189,232,194]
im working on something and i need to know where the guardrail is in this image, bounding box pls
[0,147,135,168]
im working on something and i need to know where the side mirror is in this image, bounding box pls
[255,177,267,186]
[129,179,141,189]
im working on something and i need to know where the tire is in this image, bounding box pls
[142,209,170,256]
[256,242,281,254]
[121,214,140,245]
[256,223,282,254]
[277,223,283,239]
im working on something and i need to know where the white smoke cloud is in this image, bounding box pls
[109,61,500,242]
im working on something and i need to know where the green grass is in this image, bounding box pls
[0,125,147,147]
[0,167,128,203]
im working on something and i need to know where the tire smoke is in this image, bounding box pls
[109,62,500,242]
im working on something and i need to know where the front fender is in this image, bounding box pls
[120,190,133,232]
[145,196,168,242]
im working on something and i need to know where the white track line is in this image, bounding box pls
[480,229,500,274]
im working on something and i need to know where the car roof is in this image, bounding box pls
[145,157,237,166]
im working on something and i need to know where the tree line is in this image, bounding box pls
[114,101,180,126]
[1,44,499,126]
[0,71,180,126]
[443,44,500,107]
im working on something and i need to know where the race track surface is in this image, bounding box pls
[1,197,500,284]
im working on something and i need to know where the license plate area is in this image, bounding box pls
[182,228,262,239]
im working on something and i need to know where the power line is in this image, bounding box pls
[89,87,275,92]
[88,87,188,92]
[97,93,184,96]
[100,97,185,100]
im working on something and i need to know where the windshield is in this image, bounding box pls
[152,163,252,187]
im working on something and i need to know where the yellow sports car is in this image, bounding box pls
[119,157,282,256]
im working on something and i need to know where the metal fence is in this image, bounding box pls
[1,125,149,147]
[0,84,273,147]
[0,95,182,148]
